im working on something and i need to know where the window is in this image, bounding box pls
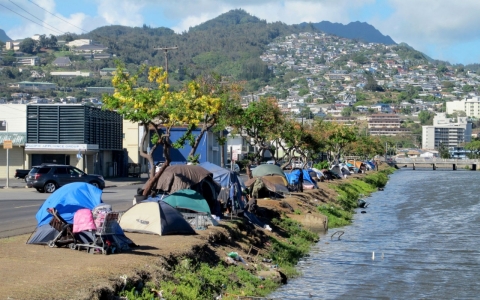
[54,167,68,175]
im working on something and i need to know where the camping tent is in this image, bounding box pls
[244,175,289,198]
[252,164,285,178]
[119,200,196,236]
[35,182,103,227]
[199,162,245,210]
[162,189,211,214]
[147,165,221,213]
[28,182,135,249]
[330,165,343,178]
[28,182,104,244]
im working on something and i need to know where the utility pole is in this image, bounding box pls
[154,46,178,84]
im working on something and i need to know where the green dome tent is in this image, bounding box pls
[252,164,286,178]
[162,189,211,214]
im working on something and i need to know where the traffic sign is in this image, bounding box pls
[3,140,12,149]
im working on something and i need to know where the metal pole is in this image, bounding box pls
[5,121,9,188]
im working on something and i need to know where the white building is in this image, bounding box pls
[0,105,28,178]
[50,71,91,77]
[422,113,472,150]
[66,39,92,47]
[446,96,480,118]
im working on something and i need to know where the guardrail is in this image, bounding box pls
[395,158,480,164]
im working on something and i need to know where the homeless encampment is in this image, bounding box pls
[145,165,221,214]
[162,189,211,214]
[27,182,134,250]
[199,162,245,212]
[244,175,289,198]
[119,200,196,236]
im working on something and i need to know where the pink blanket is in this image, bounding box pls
[73,208,96,233]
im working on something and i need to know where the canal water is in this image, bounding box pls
[270,169,480,299]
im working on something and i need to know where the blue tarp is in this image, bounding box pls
[199,162,245,210]
[302,169,317,187]
[285,169,301,185]
[35,182,103,227]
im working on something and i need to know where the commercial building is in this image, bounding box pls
[422,113,472,150]
[0,105,28,178]
[25,105,124,176]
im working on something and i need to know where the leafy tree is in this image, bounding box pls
[418,110,435,125]
[19,38,36,54]
[313,120,357,164]
[462,85,474,93]
[341,107,352,117]
[103,63,221,196]
[352,53,368,65]
[230,97,283,174]
[464,140,480,159]
[298,87,309,96]
[438,142,450,158]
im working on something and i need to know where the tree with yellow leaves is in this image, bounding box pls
[103,62,222,196]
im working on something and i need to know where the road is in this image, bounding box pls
[0,184,141,239]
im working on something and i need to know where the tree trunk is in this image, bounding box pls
[142,139,171,196]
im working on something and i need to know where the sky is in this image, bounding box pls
[1,0,480,65]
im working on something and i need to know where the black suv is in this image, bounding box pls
[26,164,105,193]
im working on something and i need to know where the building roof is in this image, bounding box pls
[52,57,72,65]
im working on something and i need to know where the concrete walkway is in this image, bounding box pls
[0,176,147,189]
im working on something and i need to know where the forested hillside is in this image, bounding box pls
[73,9,309,90]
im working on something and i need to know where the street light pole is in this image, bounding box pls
[3,120,9,189]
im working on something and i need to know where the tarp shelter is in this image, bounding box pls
[199,162,245,210]
[27,182,134,247]
[252,164,286,178]
[244,175,289,198]
[119,200,196,236]
[148,165,221,213]
[302,169,318,188]
[162,189,211,214]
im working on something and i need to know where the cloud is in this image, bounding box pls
[95,0,146,27]
[166,0,374,32]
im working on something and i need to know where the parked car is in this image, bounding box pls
[225,163,240,174]
[26,164,105,193]
[14,169,30,182]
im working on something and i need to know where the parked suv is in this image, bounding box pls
[26,164,105,193]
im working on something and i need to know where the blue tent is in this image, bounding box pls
[35,182,103,227]
[199,162,245,210]
[302,169,318,188]
[285,169,301,186]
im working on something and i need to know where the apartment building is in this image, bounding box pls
[446,96,480,118]
[368,114,410,136]
[422,113,472,150]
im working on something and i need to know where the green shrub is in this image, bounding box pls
[317,204,352,228]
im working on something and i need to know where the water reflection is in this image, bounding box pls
[270,170,480,299]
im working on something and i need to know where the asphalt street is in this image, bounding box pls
[0,181,143,239]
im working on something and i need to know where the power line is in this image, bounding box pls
[7,0,64,36]
[27,0,88,34]
[0,3,65,35]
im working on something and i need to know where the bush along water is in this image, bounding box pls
[118,218,319,300]
[318,168,394,228]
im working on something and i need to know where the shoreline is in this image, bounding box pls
[0,165,393,299]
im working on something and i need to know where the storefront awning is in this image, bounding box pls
[0,132,26,146]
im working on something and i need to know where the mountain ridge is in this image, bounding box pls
[0,29,11,42]
[300,21,396,45]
